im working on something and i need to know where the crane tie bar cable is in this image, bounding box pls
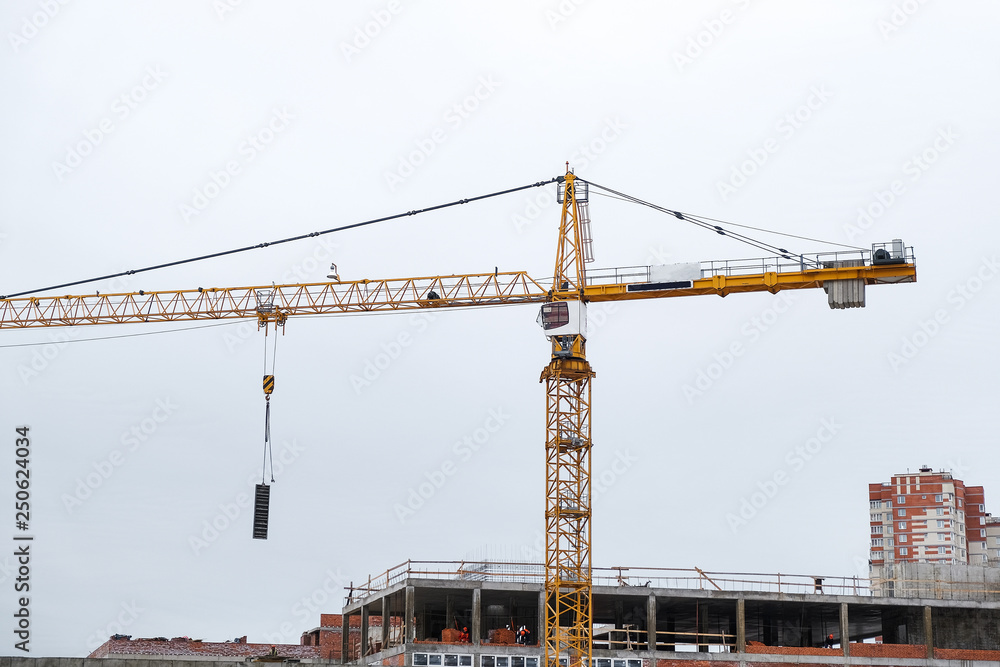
[1,178,559,300]
[579,178,860,263]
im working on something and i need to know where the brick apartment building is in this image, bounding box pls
[869,466,1000,579]
[88,614,380,661]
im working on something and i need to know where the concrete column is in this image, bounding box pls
[839,603,849,657]
[382,595,390,651]
[924,605,934,659]
[646,594,657,652]
[472,588,482,646]
[405,585,416,643]
[361,605,370,658]
[615,599,624,648]
[446,595,455,631]
[696,602,708,653]
[736,598,746,653]
[539,590,546,647]
[341,612,350,664]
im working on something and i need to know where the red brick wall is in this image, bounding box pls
[848,643,927,658]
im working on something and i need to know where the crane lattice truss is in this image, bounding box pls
[0,173,917,667]
[0,262,915,329]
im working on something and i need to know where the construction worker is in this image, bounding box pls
[461,627,469,643]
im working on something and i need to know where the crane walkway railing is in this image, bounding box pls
[344,560,871,604]
[586,244,915,289]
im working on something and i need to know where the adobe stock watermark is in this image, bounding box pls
[383,76,501,192]
[682,292,795,403]
[52,65,167,182]
[340,0,403,62]
[726,417,843,533]
[262,568,351,643]
[349,311,438,394]
[593,449,639,498]
[178,106,294,223]
[8,0,71,53]
[84,601,145,652]
[214,0,247,20]
[886,256,998,372]
[16,325,85,385]
[510,117,627,234]
[222,237,340,353]
[716,85,832,202]
[843,126,957,243]
[544,0,588,29]
[61,398,179,513]
[877,0,929,40]
[394,408,511,524]
[673,0,754,72]
[188,438,305,556]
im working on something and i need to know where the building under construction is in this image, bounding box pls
[337,560,1000,667]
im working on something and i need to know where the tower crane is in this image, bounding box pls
[0,170,916,667]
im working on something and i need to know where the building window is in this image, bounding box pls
[959,499,964,507]
[935,494,943,502]
[872,538,884,547]
[936,508,943,516]
[981,505,986,512]
[982,529,987,538]
[899,535,907,542]
[937,520,944,528]
[900,547,908,555]
[898,495,906,504]
[870,500,881,509]
[871,525,883,534]
[899,521,907,530]
[898,509,906,517]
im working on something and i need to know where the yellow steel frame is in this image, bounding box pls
[541,354,594,667]
[553,174,587,294]
[0,272,549,329]
[0,261,916,330]
[543,172,593,667]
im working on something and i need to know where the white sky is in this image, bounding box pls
[1,0,998,657]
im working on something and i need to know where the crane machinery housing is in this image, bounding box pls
[0,170,917,667]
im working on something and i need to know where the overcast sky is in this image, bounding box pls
[1,0,998,657]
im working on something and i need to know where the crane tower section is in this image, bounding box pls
[541,172,594,667]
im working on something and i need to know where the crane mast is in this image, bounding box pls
[542,172,594,667]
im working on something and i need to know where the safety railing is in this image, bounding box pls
[586,243,915,289]
[345,561,872,604]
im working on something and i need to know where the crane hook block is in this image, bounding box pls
[263,374,275,395]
